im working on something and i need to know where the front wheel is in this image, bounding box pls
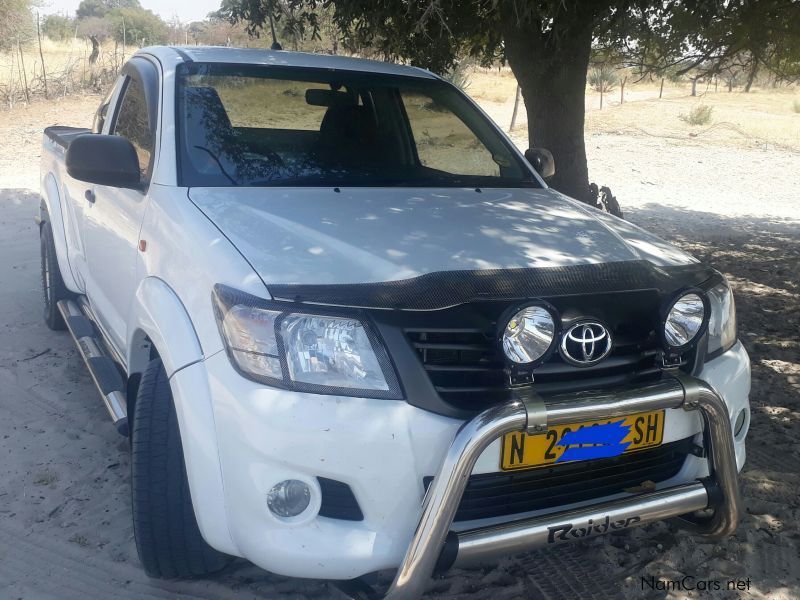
[40,220,70,330]
[131,358,230,578]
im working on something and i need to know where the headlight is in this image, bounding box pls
[707,280,737,357]
[213,285,402,399]
[663,292,707,350]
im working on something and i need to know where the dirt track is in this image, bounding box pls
[1,95,799,599]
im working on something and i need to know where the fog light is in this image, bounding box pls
[734,408,747,437]
[267,479,311,518]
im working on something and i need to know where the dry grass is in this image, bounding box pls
[0,38,122,107]
[582,88,800,151]
[463,65,800,151]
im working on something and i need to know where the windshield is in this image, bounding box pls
[175,62,538,188]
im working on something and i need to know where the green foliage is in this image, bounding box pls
[680,105,714,126]
[73,0,164,45]
[42,14,76,41]
[442,61,472,91]
[107,6,167,45]
[0,0,34,49]
[588,66,617,93]
[793,99,800,113]
[76,0,141,19]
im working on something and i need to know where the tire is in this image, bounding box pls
[131,358,230,578]
[40,220,70,330]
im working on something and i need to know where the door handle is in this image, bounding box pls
[85,190,96,204]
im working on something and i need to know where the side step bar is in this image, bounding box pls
[57,299,128,436]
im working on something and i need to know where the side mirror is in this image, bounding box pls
[66,134,141,189]
[524,147,555,179]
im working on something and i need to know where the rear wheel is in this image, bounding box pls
[40,220,70,330]
[131,358,230,578]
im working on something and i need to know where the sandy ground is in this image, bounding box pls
[1,92,799,599]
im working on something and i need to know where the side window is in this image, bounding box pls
[401,90,500,177]
[92,77,124,134]
[112,77,153,181]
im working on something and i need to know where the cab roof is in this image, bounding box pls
[139,45,437,80]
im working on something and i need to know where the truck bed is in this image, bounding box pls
[43,126,91,149]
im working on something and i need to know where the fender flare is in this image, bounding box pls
[126,277,240,556]
[126,276,203,377]
[40,173,81,292]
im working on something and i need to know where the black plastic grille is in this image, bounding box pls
[406,327,681,412]
[424,437,694,523]
[318,477,363,521]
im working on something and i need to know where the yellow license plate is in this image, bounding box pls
[500,410,665,471]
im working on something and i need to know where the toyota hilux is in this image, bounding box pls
[38,46,750,598]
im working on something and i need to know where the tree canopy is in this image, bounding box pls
[220,0,800,201]
[0,0,34,49]
[76,0,143,19]
[73,0,167,44]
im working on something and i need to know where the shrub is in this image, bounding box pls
[680,104,713,125]
[588,66,617,93]
[443,60,471,91]
[793,99,800,114]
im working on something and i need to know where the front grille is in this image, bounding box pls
[401,295,694,412]
[424,437,694,523]
[406,328,676,411]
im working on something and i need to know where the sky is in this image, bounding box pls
[39,0,222,23]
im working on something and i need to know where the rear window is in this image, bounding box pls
[176,63,537,188]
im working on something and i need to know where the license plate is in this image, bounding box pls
[500,410,665,471]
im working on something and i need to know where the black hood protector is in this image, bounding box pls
[267,260,718,310]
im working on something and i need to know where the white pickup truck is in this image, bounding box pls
[39,46,750,598]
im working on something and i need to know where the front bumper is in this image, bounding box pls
[172,342,750,583]
[385,371,741,599]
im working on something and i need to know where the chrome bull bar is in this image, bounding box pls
[384,372,740,599]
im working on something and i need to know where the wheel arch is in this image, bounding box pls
[125,276,203,378]
[39,174,81,292]
[125,277,238,556]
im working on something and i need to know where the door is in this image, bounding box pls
[82,59,158,357]
[60,77,126,293]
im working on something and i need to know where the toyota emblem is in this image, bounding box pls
[559,322,613,366]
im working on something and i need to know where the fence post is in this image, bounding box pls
[18,38,30,103]
[36,12,49,99]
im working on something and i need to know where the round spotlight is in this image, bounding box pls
[502,306,556,364]
[267,479,311,518]
[664,293,706,348]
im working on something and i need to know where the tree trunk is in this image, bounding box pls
[509,84,522,132]
[659,77,664,99]
[691,77,698,96]
[501,13,593,201]
[744,59,758,92]
[620,76,626,104]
